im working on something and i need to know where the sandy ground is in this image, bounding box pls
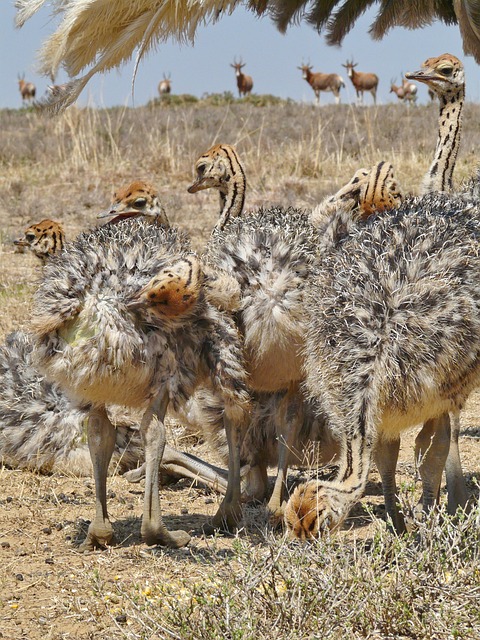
[0,392,479,639]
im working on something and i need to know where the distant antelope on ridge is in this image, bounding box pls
[298,63,345,105]
[17,74,36,103]
[342,59,379,105]
[390,77,417,103]
[231,59,253,97]
[158,73,171,97]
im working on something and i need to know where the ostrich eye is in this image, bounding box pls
[439,66,453,77]
[133,197,147,208]
[196,163,207,177]
[25,232,36,241]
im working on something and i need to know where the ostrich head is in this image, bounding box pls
[14,219,65,263]
[188,143,246,230]
[126,256,203,319]
[405,53,464,99]
[188,144,242,196]
[98,180,169,226]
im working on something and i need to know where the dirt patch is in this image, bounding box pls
[1,399,479,639]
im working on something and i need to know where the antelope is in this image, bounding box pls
[17,74,36,103]
[231,59,253,97]
[158,73,171,97]
[298,64,345,105]
[342,59,378,105]
[17,1,480,112]
[390,78,417,104]
[402,77,418,101]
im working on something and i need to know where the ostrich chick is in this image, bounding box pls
[31,219,250,550]
[98,180,169,226]
[189,143,320,517]
[285,188,480,539]
[14,219,65,263]
[405,53,465,195]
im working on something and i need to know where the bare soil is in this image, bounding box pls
[1,410,479,640]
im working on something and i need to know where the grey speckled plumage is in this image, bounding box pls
[308,192,480,428]
[31,218,250,548]
[0,331,143,475]
[285,190,480,537]
[33,219,247,413]
[205,206,319,392]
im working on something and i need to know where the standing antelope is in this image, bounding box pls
[342,59,378,105]
[17,74,36,103]
[402,77,418,101]
[158,73,171,97]
[390,78,417,104]
[298,64,345,105]
[231,60,253,97]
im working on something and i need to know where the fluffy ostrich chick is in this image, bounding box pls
[31,219,250,550]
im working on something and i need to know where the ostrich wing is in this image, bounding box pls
[15,0,480,111]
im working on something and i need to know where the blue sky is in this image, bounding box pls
[2,2,479,108]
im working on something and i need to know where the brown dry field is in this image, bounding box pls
[1,100,480,639]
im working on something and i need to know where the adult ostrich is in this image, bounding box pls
[15,1,480,110]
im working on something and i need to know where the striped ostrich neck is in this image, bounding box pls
[422,85,464,194]
[215,147,246,231]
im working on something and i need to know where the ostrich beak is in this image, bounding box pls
[97,206,119,220]
[187,178,208,193]
[125,293,147,310]
[405,69,434,84]
[98,206,141,225]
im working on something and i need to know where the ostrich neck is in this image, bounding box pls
[422,87,464,194]
[216,172,246,231]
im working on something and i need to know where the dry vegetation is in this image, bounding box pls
[1,98,480,639]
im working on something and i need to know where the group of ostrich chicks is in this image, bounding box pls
[4,53,479,550]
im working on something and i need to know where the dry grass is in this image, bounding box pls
[2,99,480,254]
[1,98,480,639]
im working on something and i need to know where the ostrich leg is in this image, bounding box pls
[141,390,190,547]
[124,445,232,493]
[445,411,468,514]
[374,435,406,533]
[415,414,451,514]
[267,386,303,520]
[80,405,117,551]
[208,413,244,533]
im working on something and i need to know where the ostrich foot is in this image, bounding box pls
[141,521,190,548]
[203,500,242,536]
[267,500,286,529]
[123,466,145,483]
[79,517,114,552]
